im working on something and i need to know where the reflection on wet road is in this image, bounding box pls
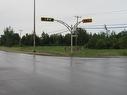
[0,51,127,95]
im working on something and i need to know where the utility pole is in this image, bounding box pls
[104,24,110,37]
[75,16,81,23]
[124,28,126,32]
[74,16,81,49]
[33,0,36,53]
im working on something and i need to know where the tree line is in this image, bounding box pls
[0,26,127,49]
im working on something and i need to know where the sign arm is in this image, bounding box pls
[54,20,72,33]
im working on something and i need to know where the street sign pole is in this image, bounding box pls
[33,0,36,53]
[71,25,73,54]
[71,34,73,54]
[41,17,92,54]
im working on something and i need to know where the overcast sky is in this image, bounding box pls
[0,0,127,36]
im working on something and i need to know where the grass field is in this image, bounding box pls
[0,46,127,57]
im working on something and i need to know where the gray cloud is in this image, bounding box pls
[0,0,127,35]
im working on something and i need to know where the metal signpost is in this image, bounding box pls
[41,17,92,54]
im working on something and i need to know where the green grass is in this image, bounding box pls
[0,46,127,57]
[73,49,127,57]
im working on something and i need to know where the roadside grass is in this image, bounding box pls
[0,46,127,57]
[73,49,127,57]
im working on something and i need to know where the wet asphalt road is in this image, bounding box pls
[0,51,127,95]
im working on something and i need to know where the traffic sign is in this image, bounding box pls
[41,17,54,22]
[82,18,92,23]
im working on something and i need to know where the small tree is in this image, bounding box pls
[0,27,20,47]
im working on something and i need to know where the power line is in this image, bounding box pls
[81,24,127,28]
[44,23,127,35]
[80,23,127,30]
[86,26,127,29]
[44,26,127,35]
[57,9,127,22]
[81,24,127,27]
[82,26,127,30]
[82,9,127,16]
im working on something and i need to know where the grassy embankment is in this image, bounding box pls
[0,46,127,57]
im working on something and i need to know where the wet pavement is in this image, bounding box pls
[0,51,127,95]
